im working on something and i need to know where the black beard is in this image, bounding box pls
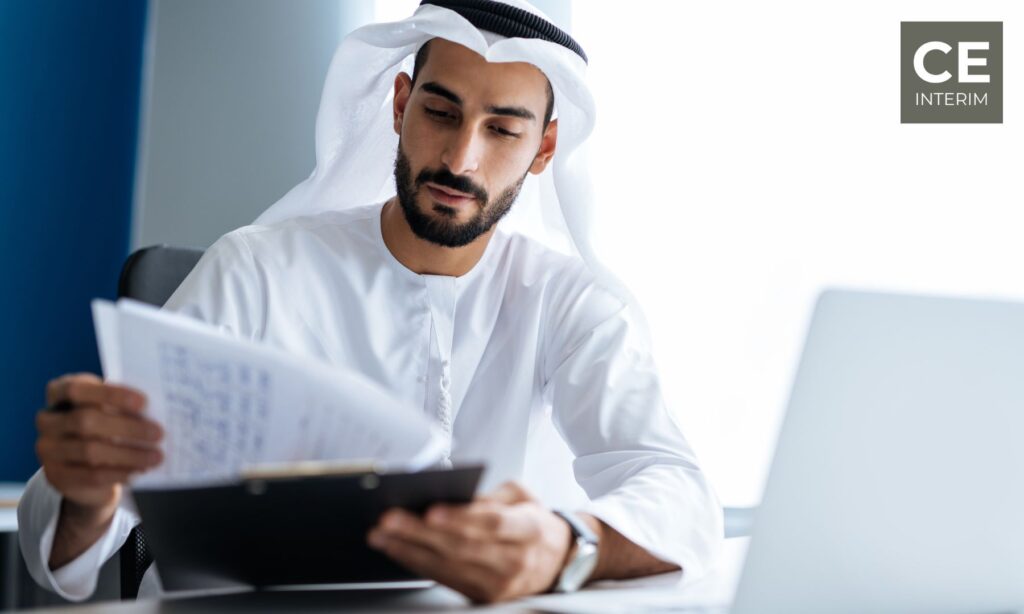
[393,142,526,248]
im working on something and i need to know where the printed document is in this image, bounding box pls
[91,299,446,489]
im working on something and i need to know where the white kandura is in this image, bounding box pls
[19,202,722,600]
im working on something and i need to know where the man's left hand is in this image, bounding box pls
[367,481,573,603]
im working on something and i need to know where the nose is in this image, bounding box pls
[440,123,482,176]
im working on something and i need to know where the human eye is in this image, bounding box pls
[489,125,521,139]
[424,106,456,121]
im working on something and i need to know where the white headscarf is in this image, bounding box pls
[254,0,644,322]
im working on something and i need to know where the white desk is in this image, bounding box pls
[0,483,22,532]
[19,538,749,613]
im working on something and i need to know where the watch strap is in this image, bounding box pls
[553,510,598,545]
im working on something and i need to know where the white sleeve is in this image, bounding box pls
[162,230,266,340]
[17,469,140,601]
[17,235,264,600]
[542,276,724,581]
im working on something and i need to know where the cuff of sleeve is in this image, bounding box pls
[581,492,723,582]
[18,470,137,602]
[41,504,132,602]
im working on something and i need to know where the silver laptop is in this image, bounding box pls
[729,289,1024,613]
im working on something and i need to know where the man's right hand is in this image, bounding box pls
[35,373,163,568]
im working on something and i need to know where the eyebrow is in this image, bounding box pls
[421,81,462,105]
[420,81,537,122]
[486,104,535,121]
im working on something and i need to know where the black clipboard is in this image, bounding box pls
[130,464,484,590]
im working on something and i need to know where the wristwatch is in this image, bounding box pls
[552,510,600,593]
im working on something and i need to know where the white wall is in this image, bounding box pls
[132,0,374,249]
[131,0,572,251]
[573,0,1023,506]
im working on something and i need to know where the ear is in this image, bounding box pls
[393,72,413,135]
[529,119,558,175]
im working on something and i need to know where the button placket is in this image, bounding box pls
[438,358,453,462]
[425,278,457,464]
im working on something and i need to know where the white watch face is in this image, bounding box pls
[559,540,599,592]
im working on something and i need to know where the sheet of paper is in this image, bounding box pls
[91,299,446,489]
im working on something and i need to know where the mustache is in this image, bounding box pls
[415,167,488,204]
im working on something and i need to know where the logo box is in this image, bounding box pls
[901,22,1002,124]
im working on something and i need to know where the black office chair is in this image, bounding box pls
[115,245,204,599]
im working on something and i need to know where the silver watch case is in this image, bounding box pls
[555,535,599,593]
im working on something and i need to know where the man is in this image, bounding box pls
[20,0,722,604]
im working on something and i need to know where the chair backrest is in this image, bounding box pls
[115,245,203,599]
[117,245,204,307]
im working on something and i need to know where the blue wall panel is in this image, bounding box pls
[0,1,147,480]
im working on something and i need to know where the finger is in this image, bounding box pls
[39,407,162,444]
[479,481,532,505]
[46,373,101,405]
[36,409,71,436]
[424,501,503,541]
[376,509,456,553]
[425,501,539,542]
[41,438,162,470]
[45,464,134,491]
[47,376,146,414]
[378,509,517,573]
[367,531,498,602]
